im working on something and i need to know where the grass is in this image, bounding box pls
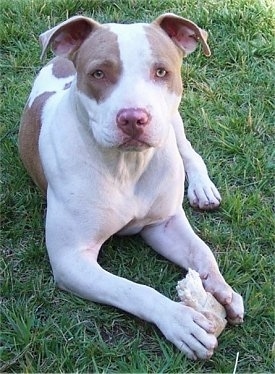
[1,0,274,372]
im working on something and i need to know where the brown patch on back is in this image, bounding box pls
[19,92,55,195]
[74,27,122,102]
[145,24,183,97]
[50,56,76,78]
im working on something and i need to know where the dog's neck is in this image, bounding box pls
[103,147,155,185]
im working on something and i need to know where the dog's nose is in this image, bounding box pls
[116,108,150,137]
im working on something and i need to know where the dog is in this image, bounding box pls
[19,13,244,360]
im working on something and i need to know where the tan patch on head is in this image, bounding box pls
[49,56,76,78]
[19,92,54,194]
[74,27,122,102]
[145,24,183,96]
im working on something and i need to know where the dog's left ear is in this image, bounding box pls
[153,13,211,57]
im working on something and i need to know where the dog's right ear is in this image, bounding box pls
[39,16,100,60]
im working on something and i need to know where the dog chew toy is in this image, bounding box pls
[176,269,227,337]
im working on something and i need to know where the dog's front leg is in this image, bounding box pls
[45,204,217,359]
[50,247,218,359]
[141,208,244,325]
[172,112,221,210]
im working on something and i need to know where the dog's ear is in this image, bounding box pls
[39,16,100,60]
[153,13,211,57]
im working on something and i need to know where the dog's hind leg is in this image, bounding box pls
[141,208,244,325]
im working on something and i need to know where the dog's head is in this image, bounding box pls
[40,14,211,151]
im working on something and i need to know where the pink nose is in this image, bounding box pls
[116,108,150,138]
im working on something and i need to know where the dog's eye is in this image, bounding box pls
[91,70,105,79]
[155,68,167,78]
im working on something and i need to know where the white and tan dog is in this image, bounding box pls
[19,13,244,360]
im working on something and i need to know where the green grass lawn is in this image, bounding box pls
[1,0,274,372]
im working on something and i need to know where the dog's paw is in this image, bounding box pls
[224,291,244,325]
[177,269,227,337]
[156,302,217,360]
[201,272,244,325]
[187,177,221,210]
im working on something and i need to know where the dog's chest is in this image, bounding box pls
[113,151,184,235]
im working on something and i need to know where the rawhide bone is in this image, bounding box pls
[176,269,227,337]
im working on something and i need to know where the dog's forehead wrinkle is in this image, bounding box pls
[106,22,147,34]
[107,23,151,64]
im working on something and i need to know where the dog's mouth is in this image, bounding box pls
[119,138,151,151]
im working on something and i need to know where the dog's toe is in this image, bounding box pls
[188,181,221,210]
[225,291,244,325]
